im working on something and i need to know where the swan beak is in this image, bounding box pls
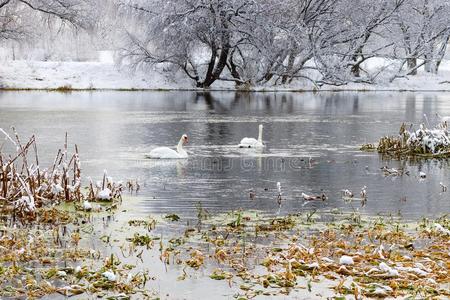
[184,137,189,144]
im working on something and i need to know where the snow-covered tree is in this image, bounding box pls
[248,0,336,86]
[310,0,406,85]
[0,0,96,56]
[119,0,341,87]
[389,0,450,77]
[116,0,450,87]
[119,0,261,87]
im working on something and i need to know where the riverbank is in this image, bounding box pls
[2,60,450,92]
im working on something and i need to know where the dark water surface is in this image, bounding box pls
[1,91,449,219]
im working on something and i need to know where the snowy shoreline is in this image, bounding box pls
[2,60,450,92]
[4,87,450,93]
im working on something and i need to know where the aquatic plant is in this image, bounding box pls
[164,214,180,222]
[0,130,149,298]
[152,209,449,299]
[0,129,124,220]
[361,122,450,158]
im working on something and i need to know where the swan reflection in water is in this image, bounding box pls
[144,158,189,177]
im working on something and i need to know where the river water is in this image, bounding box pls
[1,91,449,220]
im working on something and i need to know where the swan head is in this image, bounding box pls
[176,134,189,155]
[182,134,189,145]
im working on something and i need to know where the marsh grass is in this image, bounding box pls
[361,122,450,158]
[0,130,147,298]
[0,129,128,221]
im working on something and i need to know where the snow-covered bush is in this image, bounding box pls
[364,122,450,157]
[406,124,450,154]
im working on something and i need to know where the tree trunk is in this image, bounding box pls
[435,59,443,74]
[407,58,417,75]
[197,44,218,88]
[227,51,242,86]
[258,50,287,84]
[351,63,360,77]
[198,14,231,88]
[425,61,437,74]
[351,53,362,77]
[351,33,370,78]
[282,50,296,84]
[424,60,432,73]
[434,35,449,74]
[199,44,230,88]
[424,54,434,73]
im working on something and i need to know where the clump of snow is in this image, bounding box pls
[83,200,92,211]
[14,195,35,212]
[397,266,428,277]
[57,270,67,278]
[97,188,112,200]
[339,255,354,265]
[433,223,450,235]
[306,262,320,269]
[321,257,334,264]
[102,270,117,282]
[370,283,393,296]
[379,262,399,277]
[406,123,450,154]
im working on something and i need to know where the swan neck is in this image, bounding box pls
[258,126,263,143]
[177,138,184,153]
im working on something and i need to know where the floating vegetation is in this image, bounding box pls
[128,218,156,231]
[164,213,181,222]
[361,122,450,158]
[126,233,155,248]
[210,269,233,280]
[142,209,450,299]
[301,192,327,201]
[381,166,409,176]
[255,215,297,232]
[185,249,205,269]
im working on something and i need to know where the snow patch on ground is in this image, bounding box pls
[1,58,450,91]
[0,60,193,90]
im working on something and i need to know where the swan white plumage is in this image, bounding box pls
[148,134,189,159]
[238,124,265,148]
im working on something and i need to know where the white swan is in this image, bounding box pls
[148,134,189,159]
[238,124,265,148]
